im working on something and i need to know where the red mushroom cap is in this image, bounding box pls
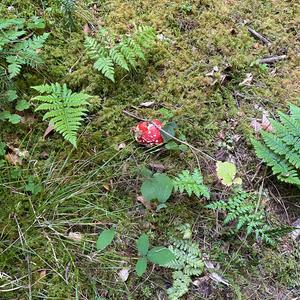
[134,119,164,146]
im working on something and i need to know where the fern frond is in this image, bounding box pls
[84,25,156,81]
[93,56,115,82]
[109,47,129,70]
[173,168,210,198]
[119,42,137,68]
[252,102,300,187]
[8,63,22,78]
[84,36,105,60]
[31,83,91,147]
[166,232,204,300]
[206,188,275,244]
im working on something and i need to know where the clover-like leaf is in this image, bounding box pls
[136,234,149,256]
[16,100,30,111]
[136,257,148,276]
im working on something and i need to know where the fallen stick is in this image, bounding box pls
[259,55,288,64]
[248,27,271,46]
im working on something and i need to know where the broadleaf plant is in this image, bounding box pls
[141,173,173,204]
[0,17,48,124]
[135,233,175,277]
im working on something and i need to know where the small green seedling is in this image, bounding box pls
[135,233,175,276]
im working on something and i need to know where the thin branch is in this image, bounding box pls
[259,55,288,64]
[248,27,271,46]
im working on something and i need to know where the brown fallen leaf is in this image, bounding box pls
[39,270,47,279]
[43,123,55,140]
[137,195,153,210]
[250,119,262,132]
[149,162,166,172]
[83,23,90,35]
[261,113,273,132]
[5,152,22,165]
[250,113,273,133]
[5,146,29,165]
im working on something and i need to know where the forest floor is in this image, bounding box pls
[0,0,300,299]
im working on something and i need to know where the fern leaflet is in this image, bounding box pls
[173,168,210,198]
[31,83,91,147]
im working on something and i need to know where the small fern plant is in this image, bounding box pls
[84,26,156,82]
[0,17,49,124]
[206,188,275,244]
[166,225,204,300]
[173,168,210,199]
[252,102,300,186]
[31,83,91,147]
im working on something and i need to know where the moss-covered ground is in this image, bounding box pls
[0,0,300,299]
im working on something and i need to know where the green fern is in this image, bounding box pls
[166,226,204,300]
[0,17,48,124]
[206,188,275,244]
[31,83,91,147]
[84,25,156,81]
[173,168,210,198]
[0,19,49,78]
[252,102,300,186]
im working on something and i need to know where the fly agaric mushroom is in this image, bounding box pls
[134,119,164,146]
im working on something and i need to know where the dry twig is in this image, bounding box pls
[248,27,271,46]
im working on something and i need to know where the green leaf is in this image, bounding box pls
[141,173,173,203]
[159,108,174,120]
[136,234,149,256]
[0,111,11,121]
[8,114,21,124]
[24,176,42,195]
[6,90,18,102]
[141,178,157,201]
[147,246,175,266]
[0,141,6,156]
[96,229,115,251]
[165,141,179,150]
[161,121,177,142]
[140,167,153,178]
[136,257,148,276]
[27,16,45,29]
[16,100,30,111]
[216,161,237,186]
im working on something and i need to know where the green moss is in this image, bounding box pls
[1,0,300,298]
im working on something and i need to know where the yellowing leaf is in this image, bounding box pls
[216,161,237,186]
